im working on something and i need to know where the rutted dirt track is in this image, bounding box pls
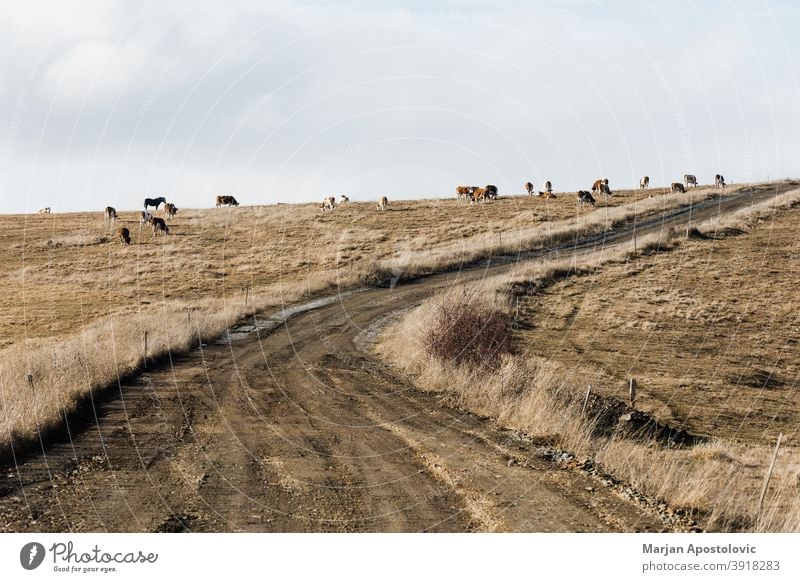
[0,184,792,532]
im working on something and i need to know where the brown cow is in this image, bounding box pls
[671,182,686,193]
[470,187,486,203]
[152,217,169,236]
[592,179,612,196]
[215,195,239,207]
[457,185,476,201]
[164,202,177,218]
[117,227,131,245]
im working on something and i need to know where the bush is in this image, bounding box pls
[423,289,512,370]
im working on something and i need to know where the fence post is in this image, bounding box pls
[757,432,783,523]
[143,331,148,369]
[581,385,591,414]
[27,373,34,393]
[244,286,250,306]
[629,378,637,408]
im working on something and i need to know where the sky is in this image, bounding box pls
[0,0,798,213]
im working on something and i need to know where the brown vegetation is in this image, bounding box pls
[378,187,800,532]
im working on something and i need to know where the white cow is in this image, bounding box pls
[377,196,388,211]
[320,196,336,212]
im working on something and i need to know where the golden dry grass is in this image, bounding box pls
[378,187,800,531]
[1,185,713,453]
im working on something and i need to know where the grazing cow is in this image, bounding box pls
[544,180,552,194]
[144,196,166,210]
[215,195,239,207]
[140,210,153,225]
[592,179,612,196]
[456,185,476,201]
[578,190,596,206]
[117,227,131,246]
[164,202,177,219]
[484,184,499,199]
[671,182,686,193]
[640,176,650,189]
[684,174,697,188]
[525,182,534,196]
[377,196,388,211]
[715,174,726,188]
[470,187,486,203]
[104,206,117,223]
[152,217,169,236]
[38,207,51,214]
[340,195,349,203]
[320,196,336,212]
[537,191,556,199]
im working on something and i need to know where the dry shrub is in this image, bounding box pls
[423,289,512,371]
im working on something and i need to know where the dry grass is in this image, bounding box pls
[378,186,800,531]
[1,185,715,455]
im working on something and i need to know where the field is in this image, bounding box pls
[378,186,800,531]
[2,181,798,532]
[0,185,711,348]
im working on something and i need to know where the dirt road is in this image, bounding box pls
[0,184,791,532]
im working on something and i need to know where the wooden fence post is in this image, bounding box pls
[757,432,783,522]
[143,331,148,369]
[581,385,592,414]
[629,378,637,409]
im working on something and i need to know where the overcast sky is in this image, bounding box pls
[0,0,798,213]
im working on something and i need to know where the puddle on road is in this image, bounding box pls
[213,289,368,345]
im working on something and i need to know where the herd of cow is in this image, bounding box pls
[92,195,239,245]
[34,173,728,247]
[458,173,726,207]
[318,194,388,213]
